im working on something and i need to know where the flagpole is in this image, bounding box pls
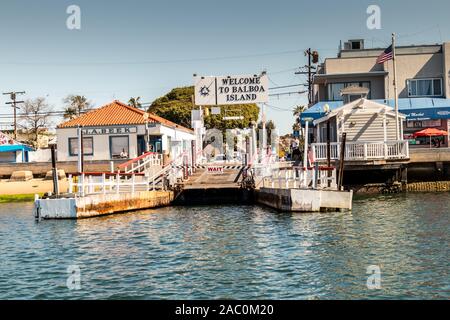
[392,33,400,140]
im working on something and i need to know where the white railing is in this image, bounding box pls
[117,152,163,174]
[311,140,409,162]
[68,173,165,197]
[261,166,337,190]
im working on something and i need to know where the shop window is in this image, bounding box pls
[68,137,93,156]
[110,136,129,159]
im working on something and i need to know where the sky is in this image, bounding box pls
[1,0,450,134]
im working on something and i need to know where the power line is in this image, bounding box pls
[269,90,308,98]
[0,49,303,66]
[269,84,306,90]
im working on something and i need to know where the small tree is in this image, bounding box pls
[19,97,53,147]
[128,97,142,109]
[293,105,306,124]
[63,95,93,119]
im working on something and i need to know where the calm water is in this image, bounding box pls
[0,193,449,300]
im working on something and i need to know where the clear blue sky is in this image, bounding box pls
[1,0,450,134]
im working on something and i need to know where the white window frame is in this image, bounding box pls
[407,78,443,97]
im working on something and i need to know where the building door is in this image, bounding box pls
[149,135,163,153]
[137,135,146,155]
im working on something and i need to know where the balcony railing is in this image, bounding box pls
[311,140,409,162]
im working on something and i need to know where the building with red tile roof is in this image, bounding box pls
[56,100,195,162]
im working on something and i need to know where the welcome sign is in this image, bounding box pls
[194,74,269,106]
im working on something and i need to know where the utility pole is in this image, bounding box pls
[295,49,319,106]
[3,91,25,139]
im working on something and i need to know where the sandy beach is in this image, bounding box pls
[0,179,69,196]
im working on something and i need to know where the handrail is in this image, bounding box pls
[71,172,145,177]
[117,151,158,169]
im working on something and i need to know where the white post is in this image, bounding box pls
[110,161,114,173]
[131,174,135,195]
[102,173,106,195]
[77,126,83,173]
[80,173,85,197]
[68,174,73,194]
[400,117,404,141]
[116,173,120,194]
[383,115,388,159]
[303,121,309,187]
[285,170,289,189]
[392,33,400,140]
[88,175,94,194]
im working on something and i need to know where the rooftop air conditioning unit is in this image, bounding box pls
[344,39,365,50]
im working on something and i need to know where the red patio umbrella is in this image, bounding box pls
[413,128,448,148]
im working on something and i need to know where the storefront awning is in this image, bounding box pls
[0,144,34,152]
[301,98,450,124]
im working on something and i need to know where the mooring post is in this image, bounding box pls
[50,145,59,197]
[338,133,347,191]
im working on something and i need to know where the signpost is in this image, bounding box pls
[194,74,269,106]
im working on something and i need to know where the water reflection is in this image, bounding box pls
[0,193,448,299]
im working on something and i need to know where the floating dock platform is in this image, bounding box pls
[35,190,173,219]
[255,188,353,212]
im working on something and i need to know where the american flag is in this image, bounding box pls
[376,45,394,64]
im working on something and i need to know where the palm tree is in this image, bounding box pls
[128,97,142,109]
[292,105,306,137]
[63,95,93,119]
[293,105,306,120]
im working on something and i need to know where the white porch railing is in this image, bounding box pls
[311,140,409,162]
[258,166,337,190]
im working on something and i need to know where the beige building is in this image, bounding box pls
[314,39,450,102]
[306,39,450,147]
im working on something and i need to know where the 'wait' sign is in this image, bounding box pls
[207,166,224,174]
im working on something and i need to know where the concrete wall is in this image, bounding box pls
[325,56,383,73]
[385,53,444,99]
[36,190,174,219]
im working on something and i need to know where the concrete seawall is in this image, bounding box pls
[407,181,450,192]
[35,191,174,219]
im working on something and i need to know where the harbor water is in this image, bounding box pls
[0,193,448,299]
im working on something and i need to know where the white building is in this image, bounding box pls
[56,101,195,163]
[311,98,409,161]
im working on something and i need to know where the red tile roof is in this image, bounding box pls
[57,100,193,133]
